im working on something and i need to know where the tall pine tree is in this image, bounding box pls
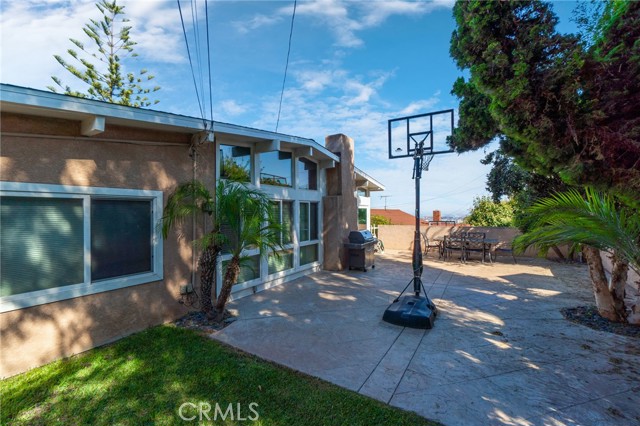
[48,0,160,107]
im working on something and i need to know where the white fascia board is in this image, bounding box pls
[355,166,385,191]
[0,84,340,162]
[0,84,205,133]
[214,121,338,162]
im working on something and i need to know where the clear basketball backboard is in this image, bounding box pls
[388,109,454,159]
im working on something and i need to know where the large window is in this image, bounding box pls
[0,183,163,312]
[260,151,292,187]
[223,255,261,285]
[220,144,251,182]
[297,158,317,190]
[268,249,294,274]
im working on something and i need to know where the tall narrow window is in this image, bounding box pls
[220,144,251,182]
[271,200,293,245]
[358,208,367,230]
[299,202,319,242]
[297,158,317,190]
[260,151,292,187]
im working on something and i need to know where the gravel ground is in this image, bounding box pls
[174,310,236,333]
[561,305,640,339]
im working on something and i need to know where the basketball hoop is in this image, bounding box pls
[382,109,454,329]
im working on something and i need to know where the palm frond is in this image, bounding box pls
[514,187,640,271]
[162,180,213,238]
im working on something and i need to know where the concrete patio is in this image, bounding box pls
[212,250,640,426]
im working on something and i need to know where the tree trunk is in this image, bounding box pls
[583,246,624,322]
[214,256,240,322]
[198,243,219,318]
[628,276,640,325]
[609,251,629,323]
[551,245,566,260]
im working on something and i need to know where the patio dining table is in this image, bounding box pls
[435,235,501,263]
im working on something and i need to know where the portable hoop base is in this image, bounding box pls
[383,293,437,329]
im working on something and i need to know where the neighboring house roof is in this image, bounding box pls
[370,209,419,225]
[0,83,339,163]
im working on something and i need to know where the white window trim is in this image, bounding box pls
[0,181,163,312]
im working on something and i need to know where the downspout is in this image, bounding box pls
[191,142,198,291]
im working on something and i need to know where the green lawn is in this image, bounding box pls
[1,325,440,426]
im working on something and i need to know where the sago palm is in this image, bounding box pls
[513,187,640,323]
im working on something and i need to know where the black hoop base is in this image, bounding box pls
[382,293,437,329]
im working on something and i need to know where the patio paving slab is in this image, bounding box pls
[212,250,640,426]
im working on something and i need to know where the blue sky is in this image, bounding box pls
[1,0,579,218]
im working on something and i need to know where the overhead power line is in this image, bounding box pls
[177,0,206,125]
[275,0,297,133]
[204,0,213,125]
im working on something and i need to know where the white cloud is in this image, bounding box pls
[233,14,282,34]
[237,0,453,48]
[220,99,247,117]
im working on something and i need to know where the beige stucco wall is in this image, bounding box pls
[1,112,214,377]
[376,224,558,258]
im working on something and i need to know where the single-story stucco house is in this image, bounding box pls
[0,83,384,377]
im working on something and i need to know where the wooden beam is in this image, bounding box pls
[80,116,105,136]
[255,139,280,153]
[294,146,313,157]
[319,159,336,169]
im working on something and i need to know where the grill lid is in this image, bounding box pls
[348,230,375,244]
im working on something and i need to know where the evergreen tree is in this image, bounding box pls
[48,0,160,107]
[448,0,640,198]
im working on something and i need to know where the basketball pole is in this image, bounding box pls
[383,109,452,329]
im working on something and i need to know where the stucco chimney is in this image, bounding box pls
[323,134,358,271]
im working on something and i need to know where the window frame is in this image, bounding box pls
[0,182,163,313]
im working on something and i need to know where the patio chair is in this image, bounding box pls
[464,232,489,263]
[444,231,466,262]
[421,231,443,257]
[490,240,517,263]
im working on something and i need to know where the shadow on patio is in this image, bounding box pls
[213,250,640,426]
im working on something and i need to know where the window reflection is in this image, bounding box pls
[220,145,251,182]
[297,158,317,190]
[260,151,292,187]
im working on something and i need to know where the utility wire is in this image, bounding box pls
[190,0,205,117]
[177,0,206,124]
[275,0,297,133]
[204,0,214,126]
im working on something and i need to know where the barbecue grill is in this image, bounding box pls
[344,230,377,271]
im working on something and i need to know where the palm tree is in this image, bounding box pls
[212,181,282,320]
[163,180,282,321]
[513,188,640,324]
[162,180,218,316]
